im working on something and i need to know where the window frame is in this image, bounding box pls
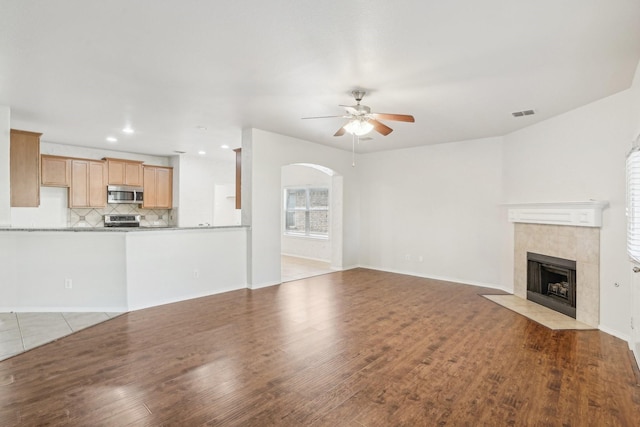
[283,186,329,239]
[627,146,640,263]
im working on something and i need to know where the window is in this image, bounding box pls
[627,147,640,262]
[285,187,329,238]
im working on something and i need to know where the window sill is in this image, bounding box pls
[283,233,329,241]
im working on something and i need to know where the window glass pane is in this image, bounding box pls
[286,211,307,233]
[286,189,306,210]
[309,188,328,208]
[309,210,329,234]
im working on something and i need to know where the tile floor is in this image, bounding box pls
[281,255,335,283]
[483,294,595,330]
[0,312,122,361]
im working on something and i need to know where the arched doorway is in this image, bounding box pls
[280,163,343,282]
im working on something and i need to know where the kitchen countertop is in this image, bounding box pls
[0,225,248,232]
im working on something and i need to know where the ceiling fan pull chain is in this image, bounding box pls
[352,134,356,167]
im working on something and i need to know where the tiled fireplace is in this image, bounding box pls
[509,202,607,328]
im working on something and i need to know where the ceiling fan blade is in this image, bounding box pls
[301,115,349,120]
[334,125,347,137]
[368,119,393,136]
[372,113,415,123]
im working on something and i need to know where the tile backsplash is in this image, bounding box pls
[69,204,173,228]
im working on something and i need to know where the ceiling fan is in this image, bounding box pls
[303,90,415,137]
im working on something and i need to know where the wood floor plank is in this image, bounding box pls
[1,268,639,426]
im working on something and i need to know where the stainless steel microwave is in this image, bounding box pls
[107,185,143,204]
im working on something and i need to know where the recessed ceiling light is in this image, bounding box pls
[220,144,229,149]
[106,137,118,143]
[122,127,134,134]
[198,150,206,155]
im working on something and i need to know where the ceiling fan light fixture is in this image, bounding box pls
[343,119,374,136]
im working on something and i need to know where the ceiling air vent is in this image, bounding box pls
[512,109,536,117]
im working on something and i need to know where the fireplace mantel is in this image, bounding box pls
[506,201,609,227]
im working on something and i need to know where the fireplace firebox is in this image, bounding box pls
[527,252,577,318]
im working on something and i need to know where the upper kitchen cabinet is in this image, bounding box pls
[70,159,107,208]
[143,165,173,209]
[10,129,41,207]
[41,155,71,187]
[104,157,144,186]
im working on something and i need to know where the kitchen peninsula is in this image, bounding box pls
[0,226,248,313]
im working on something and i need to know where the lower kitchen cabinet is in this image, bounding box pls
[143,165,173,209]
[70,159,107,207]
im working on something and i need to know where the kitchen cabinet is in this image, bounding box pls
[70,159,107,207]
[143,165,173,209]
[10,129,41,207]
[104,157,144,186]
[41,155,71,187]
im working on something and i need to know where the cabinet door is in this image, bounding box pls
[89,161,107,207]
[143,166,157,208]
[107,160,126,185]
[70,159,106,207]
[124,162,143,186]
[155,167,173,209]
[10,129,41,207]
[41,155,70,187]
[70,160,89,207]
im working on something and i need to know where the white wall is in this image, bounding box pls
[281,164,332,262]
[0,228,248,312]
[358,137,506,289]
[503,89,632,338]
[175,154,237,227]
[243,129,359,288]
[10,187,68,228]
[126,228,247,310]
[0,231,128,311]
[0,106,10,226]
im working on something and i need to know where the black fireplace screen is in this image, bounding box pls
[527,252,577,318]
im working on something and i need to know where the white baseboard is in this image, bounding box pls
[598,324,630,343]
[0,306,128,313]
[281,253,331,263]
[357,264,509,292]
[247,280,281,290]
[128,285,244,311]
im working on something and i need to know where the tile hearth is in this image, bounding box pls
[514,223,600,327]
[483,295,594,330]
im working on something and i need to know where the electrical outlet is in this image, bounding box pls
[193,269,199,279]
[64,278,73,289]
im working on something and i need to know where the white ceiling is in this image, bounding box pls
[1,1,640,158]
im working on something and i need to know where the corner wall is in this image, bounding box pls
[357,137,506,289]
[243,129,359,288]
[502,89,632,339]
[0,106,10,226]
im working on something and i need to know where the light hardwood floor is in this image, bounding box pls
[1,269,638,426]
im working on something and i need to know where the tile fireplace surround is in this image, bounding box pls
[513,223,600,327]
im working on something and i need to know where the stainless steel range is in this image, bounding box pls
[104,214,141,228]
